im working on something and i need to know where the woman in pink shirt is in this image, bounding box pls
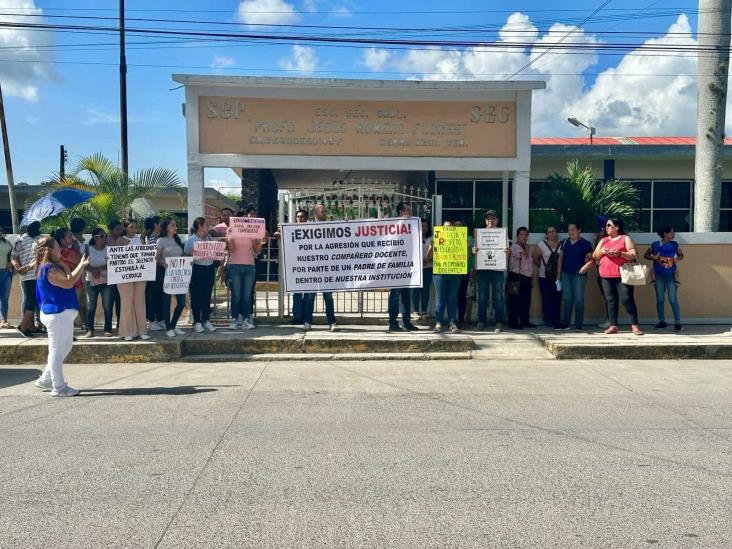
[507,226,535,329]
[225,224,263,330]
[593,217,643,335]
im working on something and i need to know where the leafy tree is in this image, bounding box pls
[39,153,182,231]
[531,160,640,232]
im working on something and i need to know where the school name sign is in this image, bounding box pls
[281,218,422,293]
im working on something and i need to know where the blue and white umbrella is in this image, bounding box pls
[20,188,95,226]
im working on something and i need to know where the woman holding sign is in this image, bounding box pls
[225,217,263,330]
[115,220,150,342]
[184,217,217,333]
[157,219,187,337]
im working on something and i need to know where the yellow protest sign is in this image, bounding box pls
[432,226,468,275]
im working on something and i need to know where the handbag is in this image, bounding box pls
[620,261,648,286]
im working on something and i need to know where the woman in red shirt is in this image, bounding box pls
[593,217,643,336]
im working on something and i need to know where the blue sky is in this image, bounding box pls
[0,0,709,191]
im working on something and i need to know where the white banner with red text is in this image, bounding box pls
[281,217,422,293]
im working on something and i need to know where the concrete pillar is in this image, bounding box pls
[187,164,204,223]
[512,170,530,231]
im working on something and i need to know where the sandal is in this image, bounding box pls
[603,326,618,334]
[631,325,644,336]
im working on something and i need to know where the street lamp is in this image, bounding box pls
[568,117,596,144]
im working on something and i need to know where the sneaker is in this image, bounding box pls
[598,320,611,329]
[50,385,80,397]
[556,324,571,331]
[193,322,205,333]
[674,323,683,332]
[403,323,419,332]
[34,378,52,390]
[166,329,177,338]
[329,323,338,332]
[103,331,113,337]
[204,321,216,333]
[174,328,185,336]
[476,322,486,331]
[388,325,404,332]
[449,323,461,334]
[124,336,134,342]
[148,321,164,331]
[303,322,311,331]
[82,330,95,338]
[243,318,256,330]
[237,315,244,327]
[411,312,421,321]
[494,323,504,334]
[654,321,668,329]
[140,334,151,341]
[433,323,443,333]
[16,327,34,338]
[229,320,239,330]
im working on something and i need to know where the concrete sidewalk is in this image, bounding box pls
[1,324,730,364]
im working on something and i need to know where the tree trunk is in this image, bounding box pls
[694,0,732,232]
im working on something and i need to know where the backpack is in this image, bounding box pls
[542,240,562,280]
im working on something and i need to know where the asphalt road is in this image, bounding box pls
[1,358,730,548]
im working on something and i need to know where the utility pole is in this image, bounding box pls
[0,82,19,234]
[119,0,128,177]
[60,145,67,180]
[694,0,732,231]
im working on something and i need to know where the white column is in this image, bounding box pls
[512,170,530,231]
[187,164,204,222]
[501,171,509,226]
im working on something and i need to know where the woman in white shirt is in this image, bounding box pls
[116,220,149,341]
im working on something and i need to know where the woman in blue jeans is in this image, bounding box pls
[644,226,683,331]
[431,222,462,334]
[556,222,594,331]
[83,228,114,337]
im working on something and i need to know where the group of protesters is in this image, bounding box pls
[384,208,684,337]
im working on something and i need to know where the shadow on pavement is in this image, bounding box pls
[78,385,237,397]
[0,368,42,389]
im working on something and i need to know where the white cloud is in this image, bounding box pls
[380,12,732,137]
[278,45,318,73]
[361,48,390,72]
[237,0,298,26]
[0,0,57,102]
[84,108,120,125]
[211,55,235,69]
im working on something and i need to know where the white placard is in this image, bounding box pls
[107,245,157,285]
[229,217,266,240]
[193,240,227,261]
[163,257,193,294]
[475,228,508,271]
[281,217,422,293]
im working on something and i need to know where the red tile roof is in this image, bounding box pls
[531,136,732,146]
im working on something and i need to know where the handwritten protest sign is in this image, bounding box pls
[432,226,468,275]
[281,217,422,293]
[107,245,157,285]
[475,228,508,271]
[193,240,227,261]
[163,257,193,295]
[229,217,266,240]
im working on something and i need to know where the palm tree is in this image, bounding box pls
[532,160,640,232]
[41,153,183,230]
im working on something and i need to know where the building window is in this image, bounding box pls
[630,180,692,232]
[721,181,732,231]
[436,179,505,228]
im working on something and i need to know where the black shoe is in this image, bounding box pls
[674,323,683,332]
[17,327,35,338]
[388,325,404,332]
[403,323,419,332]
[555,323,570,330]
[523,322,538,329]
[654,321,668,329]
[508,323,524,330]
[575,326,584,332]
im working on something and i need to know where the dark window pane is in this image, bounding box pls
[635,210,651,232]
[721,181,732,208]
[629,181,652,208]
[475,180,502,214]
[720,210,732,231]
[436,180,472,208]
[654,181,691,208]
[653,210,691,232]
[441,209,473,227]
[529,180,561,208]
